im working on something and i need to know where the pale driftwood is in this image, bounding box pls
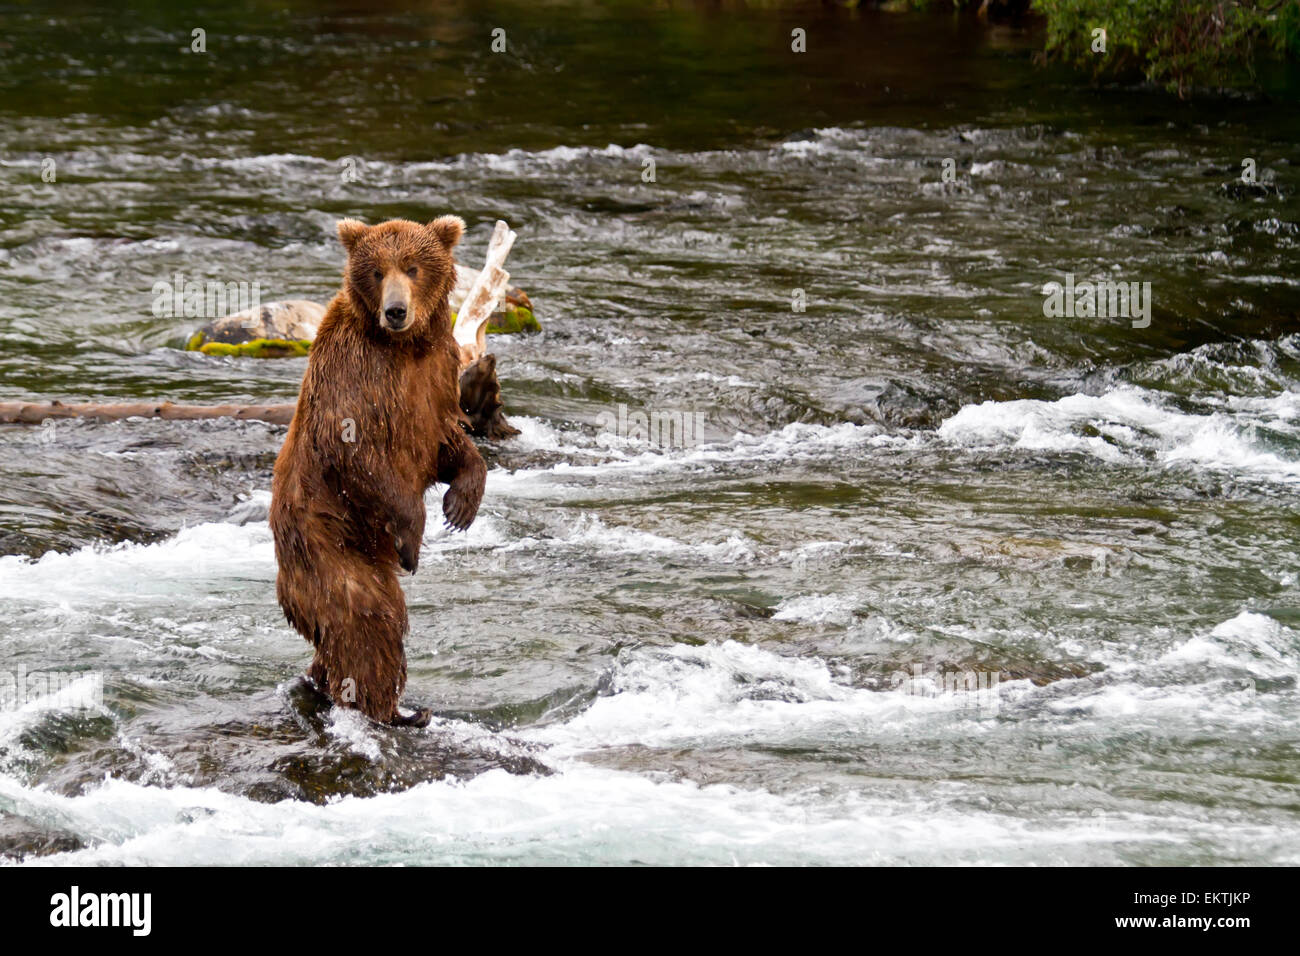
[449,265,478,313]
[0,400,295,426]
[453,220,516,368]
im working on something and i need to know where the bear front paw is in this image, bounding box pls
[442,485,480,532]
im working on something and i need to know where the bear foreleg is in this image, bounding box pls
[437,427,487,532]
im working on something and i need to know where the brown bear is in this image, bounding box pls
[270,216,487,727]
[458,353,521,441]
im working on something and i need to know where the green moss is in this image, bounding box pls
[185,331,205,352]
[449,306,542,336]
[198,338,312,359]
[489,306,542,335]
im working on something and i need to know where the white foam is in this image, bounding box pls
[479,514,757,564]
[0,522,275,606]
[938,386,1300,480]
[772,594,859,626]
[1042,680,1264,725]
[419,507,510,553]
[224,489,271,525]
[489,420,899,500]
[565,515,754,562]
[325,708,383,761]
[525,640,996,753]
[0,495,523,606]
[507,416,579,453]
[408,142,655,177]
[1160,611,1297,679]
[112,732,175,786]
[0,760,1077,867]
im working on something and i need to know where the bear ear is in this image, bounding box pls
[427,215,465,249]
[336,219,370,253]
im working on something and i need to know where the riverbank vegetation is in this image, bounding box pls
[897,1,1300,95]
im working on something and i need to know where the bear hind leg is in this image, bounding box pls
[313,573,422,726]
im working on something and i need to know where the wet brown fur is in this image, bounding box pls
[458,353,521,440]
[270,217,486,726]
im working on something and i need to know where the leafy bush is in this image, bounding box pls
[1033,0,1300,95]
[893,0,1300,96]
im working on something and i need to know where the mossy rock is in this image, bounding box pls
[186,300,324,358]
[490,287,542,334]
[488,304,540,335]
[194,337,312,358]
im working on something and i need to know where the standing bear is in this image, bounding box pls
[270,216,486,727]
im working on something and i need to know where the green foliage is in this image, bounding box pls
[1033,0,1299,95]
[891,0,1299,95]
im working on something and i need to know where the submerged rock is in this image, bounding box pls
[0,811,85,861]
[30,679,551,807]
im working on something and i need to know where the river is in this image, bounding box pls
[0,1,1298,864]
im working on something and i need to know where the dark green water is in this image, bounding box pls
[0,1,1298,864]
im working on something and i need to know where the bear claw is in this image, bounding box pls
[442,493,475,532]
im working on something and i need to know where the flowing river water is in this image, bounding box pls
[0,2,1298,865]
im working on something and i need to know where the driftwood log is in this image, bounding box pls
[0,400,296,425]
[0,363,515,436]
[1,221,528,439]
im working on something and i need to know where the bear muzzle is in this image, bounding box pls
[380,273,414,332]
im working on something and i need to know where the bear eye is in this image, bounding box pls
[406,266,418,279]
[372,270,382,282]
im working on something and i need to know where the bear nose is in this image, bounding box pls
[384,305,407,326]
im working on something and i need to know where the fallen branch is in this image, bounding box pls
[0,400,295,425]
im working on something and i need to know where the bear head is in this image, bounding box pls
[335,216,465,338]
